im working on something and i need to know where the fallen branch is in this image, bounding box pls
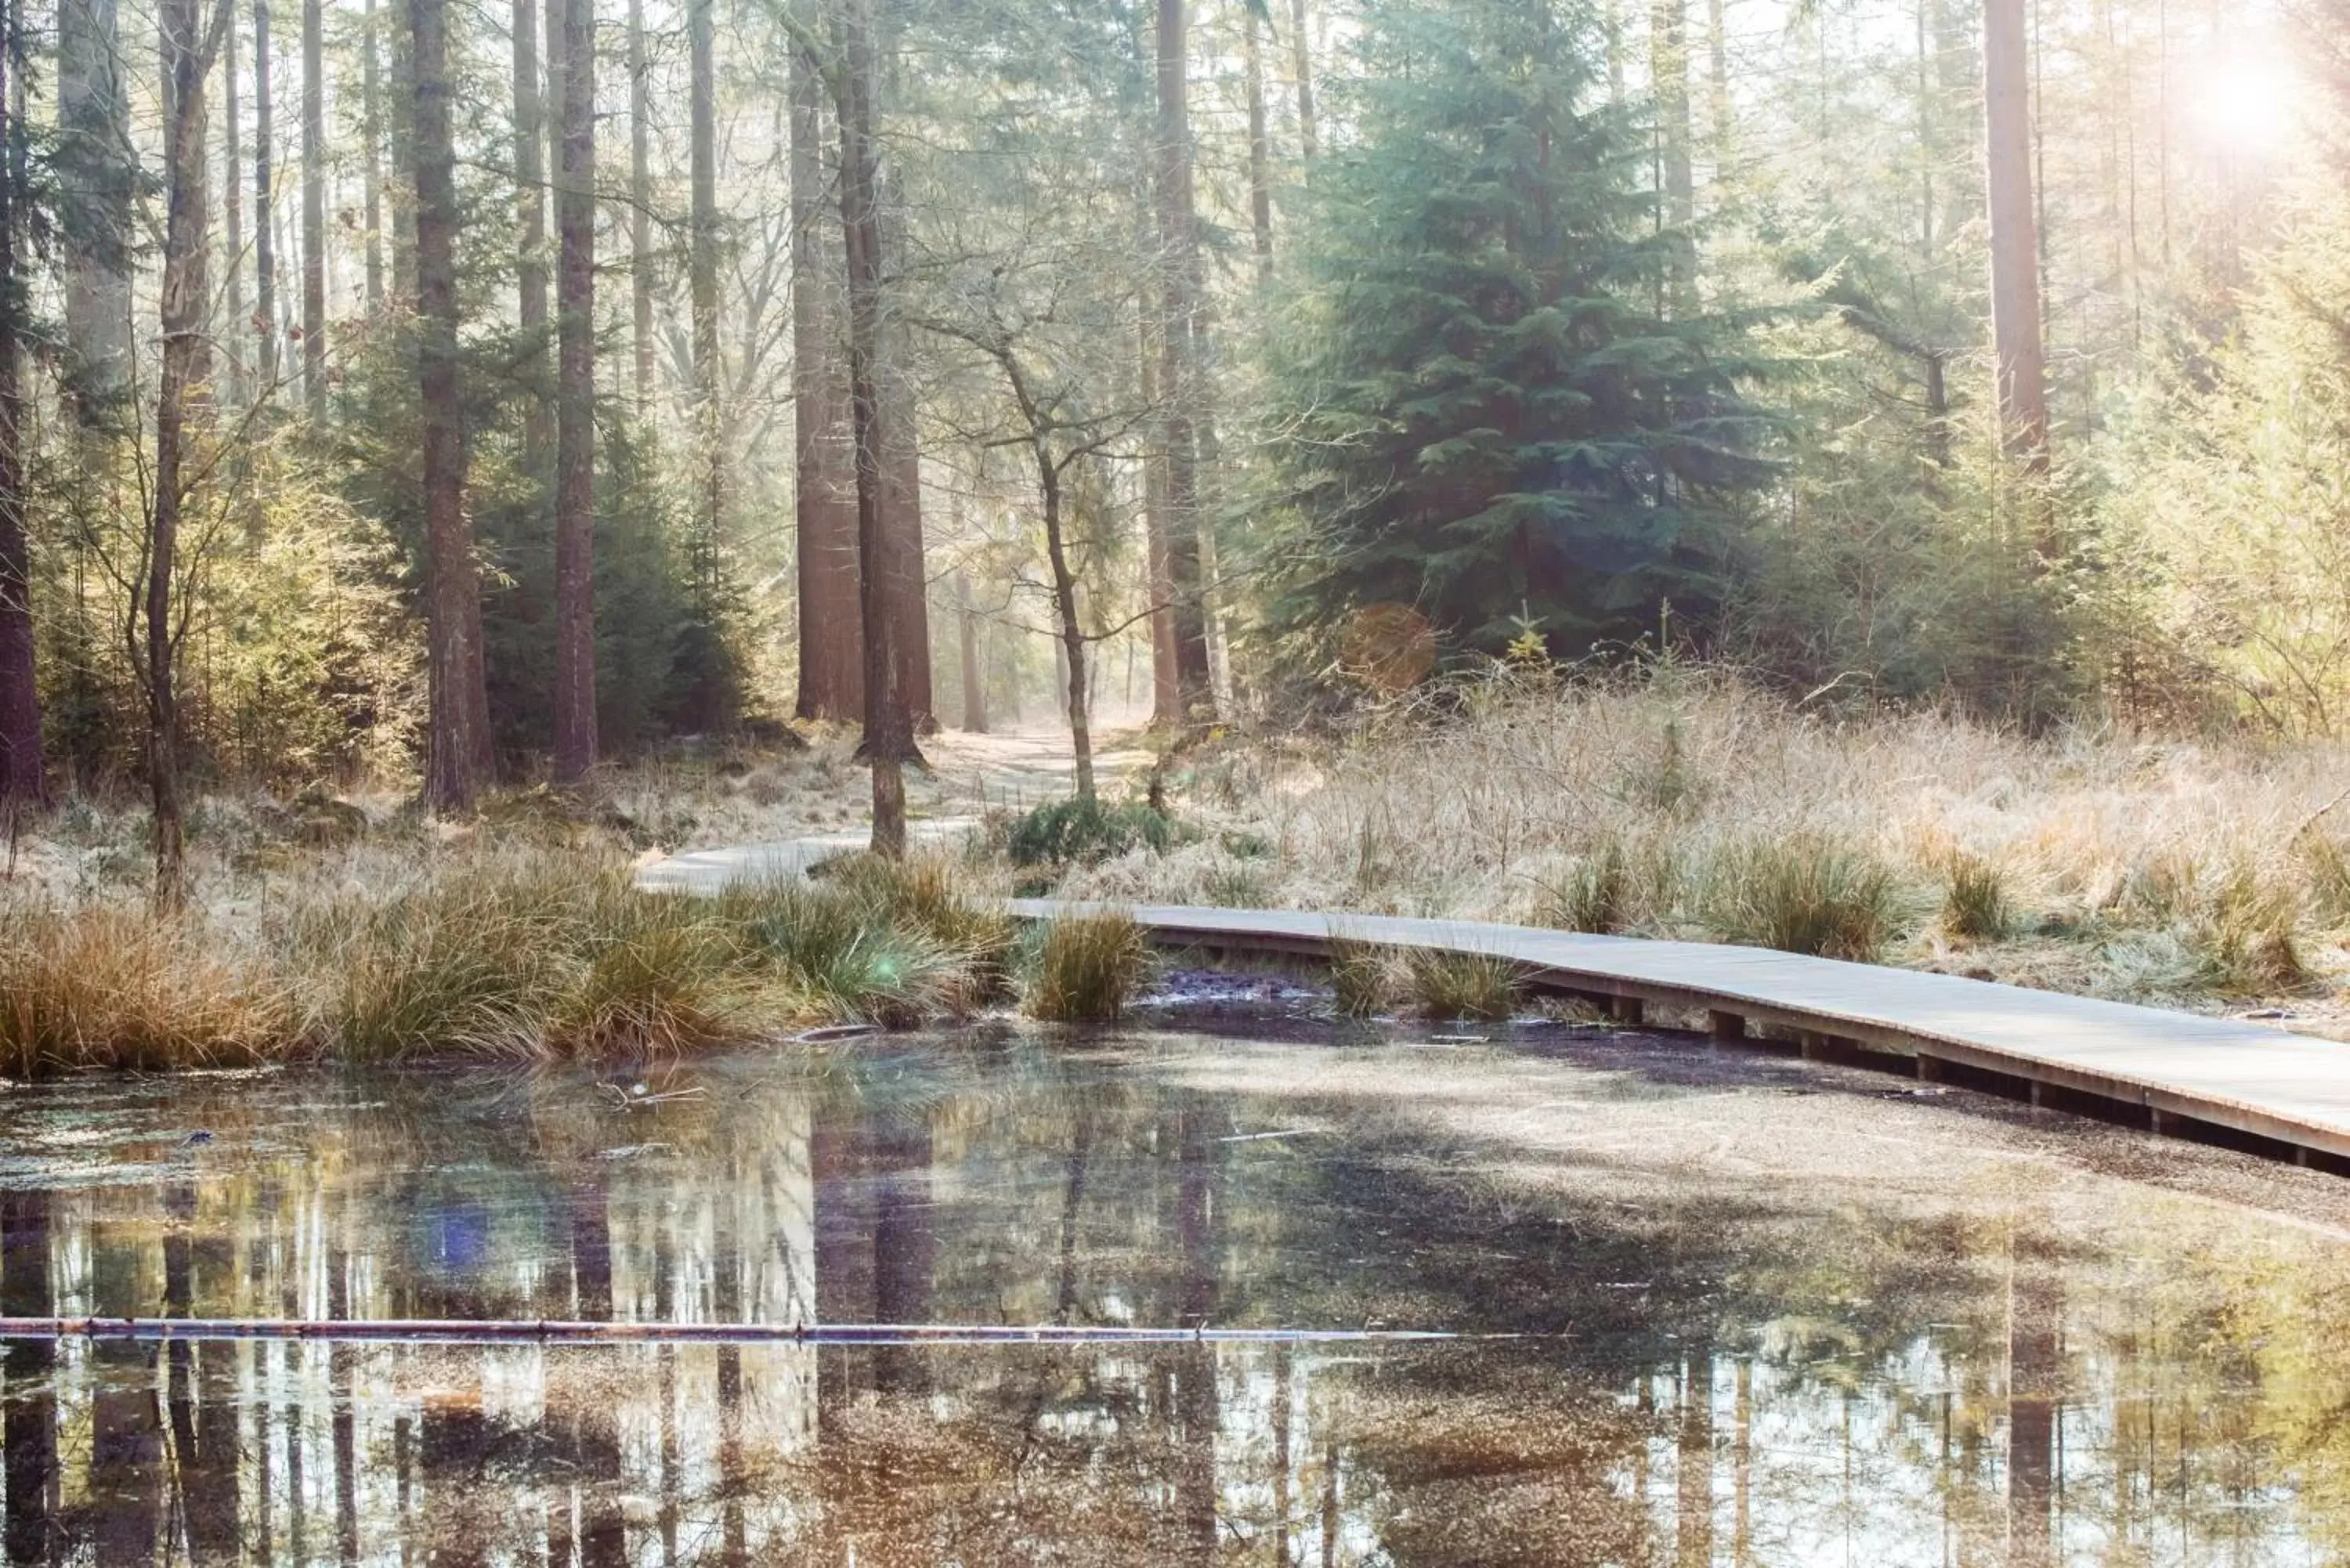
[0,1316,1463,1347]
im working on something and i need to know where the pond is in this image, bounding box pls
[2,1021,2349,1566]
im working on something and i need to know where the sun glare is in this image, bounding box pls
[2194,52,2303,151]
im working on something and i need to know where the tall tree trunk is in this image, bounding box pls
[223,9,248,405]
[363,0,382,312]
[1705,0,1730,164]
[414,0,492,809]
[1155,0,1214,725]
[389,0,416,302]
[254,0,278,387]
[627,0,653,408]
[954,572,985,733]
[1242,0,1271,282]
[0,0,43,812]
[513,0,550,468]
[688,0,721,595]
[151,0,221,911]
[302,0,324,417]
[793,38,862,722]
[1650,0,1696,311]
[1036,453,1094,800]
[1984,0,2048,473]
[1285,0,1314,159]
[552,0,596,779]
[877,168,934,732]
[59,0,132,421]
[839,0,919,854]
[1136,189,1177,726]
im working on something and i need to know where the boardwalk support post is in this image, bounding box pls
[1611,994,1643,1027]
[1708,1009,1744,1043]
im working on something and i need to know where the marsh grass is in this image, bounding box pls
[0,905,293,1076]
[1942,854,2012,941]
[1535,840,1632,934]
[1701,835,1900,960]
[1327,938,1397,1016]
[1405,947,1523,1021]
[1024,910,1152,1023]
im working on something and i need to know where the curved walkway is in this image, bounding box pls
[643,840,2350,1171]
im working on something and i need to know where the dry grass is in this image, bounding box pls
[1023,911,1152,1024]
[0,904,294,1076]
[1043,670,2350,1010]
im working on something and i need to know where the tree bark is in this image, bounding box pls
[363,0,382,312]
[840,0,920,854]
[1286,0,1314,160]
[1650,0,1697,311]
[1242,0,1271,283]
[1136,193,1177,725]
[1037,450,1093,800]
[151,0,222,910]
[0,0,44,811]
[627,0,653,408]
[688,0,721,589]
[254,0,278,387]
[513,0,550,468]
[414,0,492,809]
[59,0,132,421]
[877,167,934,732]
[552,0,597,780]
[302,0,324,417]
[792,38,862,722]
[1984,0,2048,473]
[223,9,248,405]
[1155,0,1214,725]
[954,572,985,734]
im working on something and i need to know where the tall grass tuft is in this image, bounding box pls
[2194,862,2311,995]
[1404,948,1522,1021]
[1536,841,1632,934]
[1025,911,1152,1023]
[727,877,964,1026]
[0,906,295,1076]
[1941,853,2012,941]
[1326,938,1395,1017]
[1703,835,1899,961]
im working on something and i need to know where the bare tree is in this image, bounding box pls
[150,0,231,905]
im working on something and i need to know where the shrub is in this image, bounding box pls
[1025,911,1152,1023]
[1941,853,2012,941]
[1703,835,1899,961]
[1006,796,1176,869]
[1404,948,1522,1021]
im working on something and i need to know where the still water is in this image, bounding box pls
[2,1023,2349,1566]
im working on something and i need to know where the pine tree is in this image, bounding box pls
[1267,0,1772,656]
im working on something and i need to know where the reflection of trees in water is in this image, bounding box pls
[0,1050,2347,1563]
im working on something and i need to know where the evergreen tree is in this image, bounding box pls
[1266,0,1773,658]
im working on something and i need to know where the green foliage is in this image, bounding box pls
[1024,911,1152,1023]
[1702,833,1900,960]
[1005,795,1176,869]
[1263,0,1775,659]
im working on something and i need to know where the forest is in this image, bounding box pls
[0,0,2346,1039]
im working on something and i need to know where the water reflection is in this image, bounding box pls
[0,1035,2343,1564]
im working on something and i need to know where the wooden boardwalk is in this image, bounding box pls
[643,841,2350,1169]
